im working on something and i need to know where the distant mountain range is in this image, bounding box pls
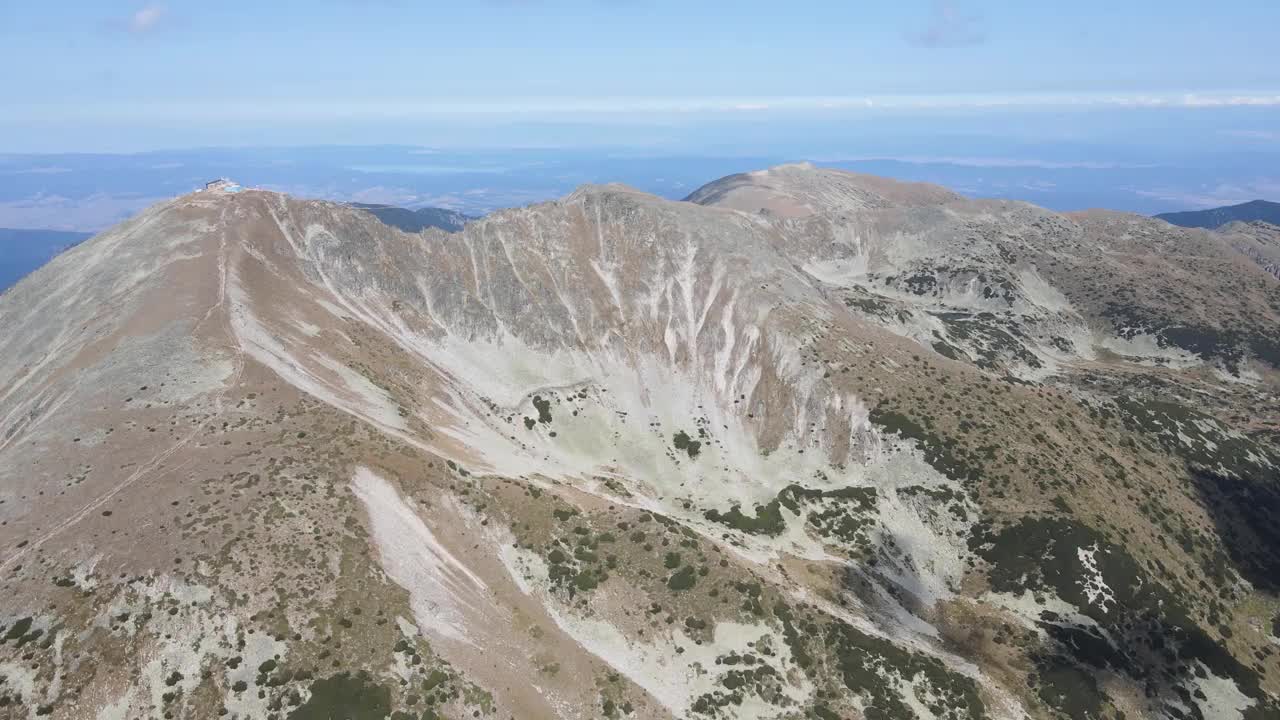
[1156,199,1280,229]
[0,227,92,292]
[349,202,474,233]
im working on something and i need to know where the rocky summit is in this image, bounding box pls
[1,163,1278,720]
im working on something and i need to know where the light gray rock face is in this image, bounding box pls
[1220,220,1280,280]
[0,167,1277,720]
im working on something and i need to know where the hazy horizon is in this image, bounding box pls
[4,0,1280,152]
[3,2,1278,233]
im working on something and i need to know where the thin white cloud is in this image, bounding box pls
[11,91,1280,123]
[1180,94,1280,107]
[2,166,75,175]
[1135,180,1280,208]
[128,4,166,33]
[1221,130,1280,142]
[813,155,1154,170]
[909,1,985,48]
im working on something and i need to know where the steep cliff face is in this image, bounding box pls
[0,167,1277,720]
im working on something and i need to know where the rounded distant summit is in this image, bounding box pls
[684,162,962,217]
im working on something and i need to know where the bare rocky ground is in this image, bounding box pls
[0,164,1278,719]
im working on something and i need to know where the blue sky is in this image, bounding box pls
[2,1,1279,151]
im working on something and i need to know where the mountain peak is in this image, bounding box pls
[1,168,1278,720]
[1156,198,1280,229]
[563,181,656,202]
[686,162,961,217]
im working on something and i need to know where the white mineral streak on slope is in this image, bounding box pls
[561,617,810,720]
[1214,363,1263,385]
[0,660,38,715]
[351,467,488,646]
[871,477,976,607]
[71,554,101,591]
[499,546,811,719]
[222,630,287,718]
[497,543,539,597]
[803,256,868,287]
[1016,267,1074,313]
[798,222,870,284]
[503,530,1024,719]
[801,224,871,286]
[78,575,252,719]
[1180,663,1257,720]
[292,316,322,337]
[404,328,979,613]
[1076,544,1116,613]
[1097,332,1202,368]
[419,341,829,536]
[238,190,1011,712]
[981,579,1258,720]
[894,674,957,720]
[249,190,869,498]
[314,354,406,430]
[96,689,136,720]
[788,207,1121,380]
[225,262,407,433]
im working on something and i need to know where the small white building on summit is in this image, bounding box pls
[202,178,242,193]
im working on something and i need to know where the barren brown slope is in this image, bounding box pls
[0,167,1277,720]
